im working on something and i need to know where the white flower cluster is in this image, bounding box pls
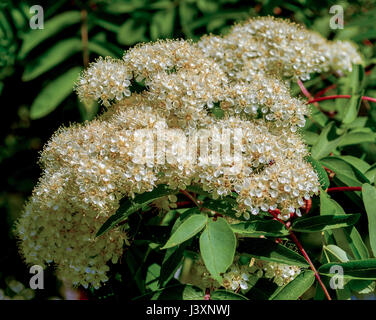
[77,57,132,107]
[198,16,362,81]
[250,259,301,287]
[185,256,301,291]
[16,16,362,288]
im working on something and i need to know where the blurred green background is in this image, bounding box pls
[1,0,376,300]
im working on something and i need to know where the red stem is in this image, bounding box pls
[176,201,192,207]
[314,83,337,98]
[204,288,211,300]
[179,189,201,207]
[268,209,332,300]
[289,232,332,300]
[297,79,321,110]
[307,95,376,104]
[326,186,362,193]
[297,79,314,100]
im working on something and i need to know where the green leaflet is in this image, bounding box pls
[319,259,376,280]
[19,11,81,58]
[320,188,369,260]
[342,93,364,124]
[162,214,207,249]
[292,214,360,233]
[30,67,81,119]
[362,183,376,256]
[339,155,371,173]
[211,289,248,300]
[270,270,315,300]
[365,164,376,183]
[87,40,120,58]
[117,19,148,45]
[150,284,205,300]
[150,9,175,40]
[145,263,161,291]
[239,238,309,268]
[320,191,345,215]
[323,245,351,263]
[96,184,177,236]
[199,217,236,283]
[22,38,82,81]
[230,220,289,237]
[320,156,370,187]
[159,242,188,288]
[332,227,370,260]
[338,131,376,148]
[302,131,319,146]
[311,122,344,160]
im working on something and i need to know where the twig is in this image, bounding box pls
[268,209,332,300]
[179,189,201,208]
[289,232,332,300]
[175,201,192,208]
[314,83,337,98]
[326,186,362,193]
[297,78,321,111]
[179,189,224,217]
[80,9,89,68]
[204,288,211,300]
[307,95,376,104]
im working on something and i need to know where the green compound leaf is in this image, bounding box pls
[211,289,248,300]
[22,38,82,81]
[239,238,309,268]
[96,184,177,237]
[19,11,81,58]
[305,156,330,190]
[199,217,236,283]
[362,183,376,256]
[291,214,360,233]
[319,259,376,280]
[30,67,81,119]
[230,220,289,237]
[270,270,315,300]
[162,214,207,249]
